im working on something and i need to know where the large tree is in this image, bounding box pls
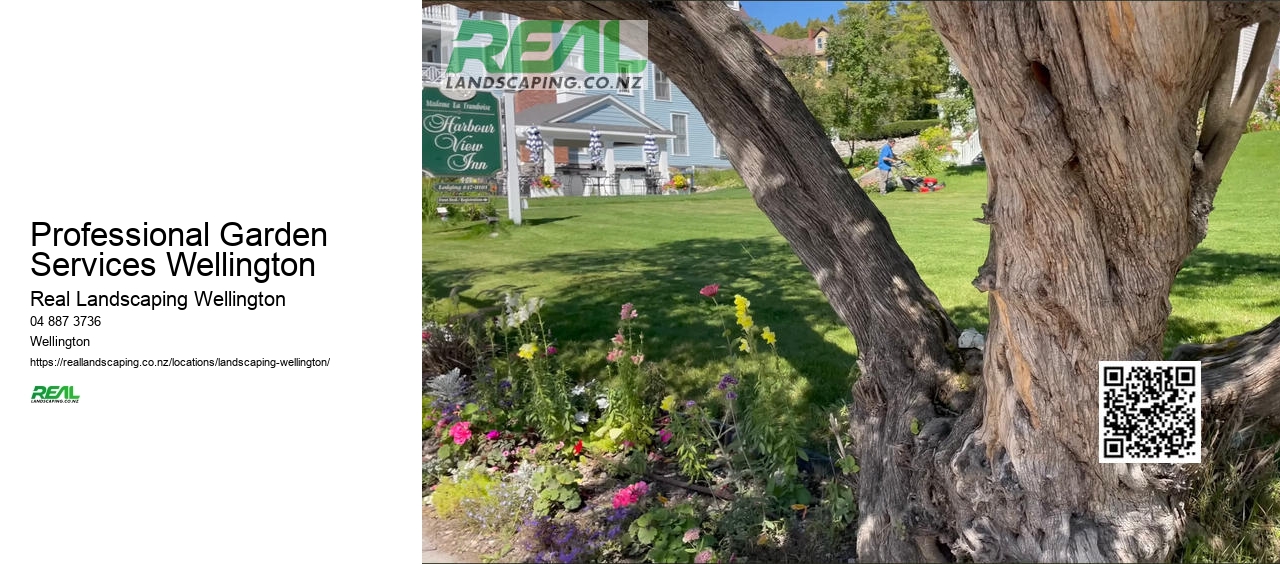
[435,1,1280,561]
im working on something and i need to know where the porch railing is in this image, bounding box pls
[422,5,457,25]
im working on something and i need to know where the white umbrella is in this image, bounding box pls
[588,127,604,166]
[642,133,658,167]
[525,126,543,164]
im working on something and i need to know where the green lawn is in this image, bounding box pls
[425,131,1280,411]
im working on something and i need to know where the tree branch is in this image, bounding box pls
[1172,316,1280,425]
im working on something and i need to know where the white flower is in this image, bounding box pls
[575,411,589,424]
[571,384,586,396]
[596,396,610,410]
[504,292,520,310]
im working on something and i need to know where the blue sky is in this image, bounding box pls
[741,1,848,32]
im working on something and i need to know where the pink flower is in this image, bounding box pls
[631,354,645,366]
[422,331,431,340]
[612,332,625,345]
[612,481,650,509]
[694,549,714,563]
[620,303,638,320]
[683,528,701,543]
[486,430,500,440]
[546,345,557,356]
[699,284,720,298]
[607,349,625,363]
[449,422,472,445]
[659,429,673,444]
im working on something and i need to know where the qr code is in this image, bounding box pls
[1098,361,1201,463]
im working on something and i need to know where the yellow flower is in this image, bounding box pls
[738,338,750,352]
[660,395,676,412]
[737,315,754,330]
[733,294,750,313]
[790,503,808,511]
[762,327,776,345]
[517,343,538,360]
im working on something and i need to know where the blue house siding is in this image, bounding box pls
[569,105,643,128]
[580,49,730,169]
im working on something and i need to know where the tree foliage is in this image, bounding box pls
[794,1,953,139]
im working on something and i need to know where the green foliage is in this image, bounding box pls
[629,503,717,564]
[423,176,440,221]
[665,403,715,484]
[531,464,582,516]
[918,125,953,151]
[745,17,766,32]
[433,470,496,519]
[872,119,945,139]
[1246,111,1280,134]
[1178,409,1280,564]
[821,479,856,530]
[490,293,579,442]
[692,168,742,189]
[771,21,808,39]
[903,143,947,177]
[850,147,879,169]
[738,367,805,476]
[595,311,659,448]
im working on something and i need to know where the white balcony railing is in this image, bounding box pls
[422,62,446,86]
[423,5,458,25]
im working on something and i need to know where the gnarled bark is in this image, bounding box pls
[431,1,1280,561]
[1177,315,1280,424]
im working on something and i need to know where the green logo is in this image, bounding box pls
[442,20,649,91]
[32,385,80,403]
[423,88,503,176]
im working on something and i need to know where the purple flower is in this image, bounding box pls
[726,391,738,400]
[659,428,673,444]
[717,373,739,390]
[685,400,696,409]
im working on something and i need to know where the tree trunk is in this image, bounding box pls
[434,1,1280,561]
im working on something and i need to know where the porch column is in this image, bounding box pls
[542,136,556,177]
[658,145,670,183]
[604,142,616,196]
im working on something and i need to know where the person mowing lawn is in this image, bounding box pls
[875,138,902,195]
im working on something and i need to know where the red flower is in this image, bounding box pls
[699,284,720,298]
[422,331,431,340]
[573,440,583,455]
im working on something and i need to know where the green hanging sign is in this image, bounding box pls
[422,88,502,176]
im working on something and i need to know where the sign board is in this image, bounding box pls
[437,197,491,204]
[436,182,493,193]
[422,88,502,176]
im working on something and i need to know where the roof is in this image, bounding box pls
[515,95,676,137]
[752,30,815,57]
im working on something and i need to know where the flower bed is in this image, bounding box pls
[423,287,860,562]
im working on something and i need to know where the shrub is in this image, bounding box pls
[850,147,879,169]
[903,143,947,177]
[918,125,954,152]
[432,469,496,519]
[692,168,742,189]
[857,119,943,140]
[629,502,718,564]
[531,464,583,516]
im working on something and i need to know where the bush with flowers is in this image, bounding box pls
[531,174,563,191]
[422,285,858,562]
[661,173,690,193]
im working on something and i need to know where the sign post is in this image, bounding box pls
[502,91,522,225]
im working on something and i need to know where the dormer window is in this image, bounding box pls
[816,36,826,50]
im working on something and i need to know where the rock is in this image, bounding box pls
[958,328,985,350]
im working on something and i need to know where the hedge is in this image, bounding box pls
[856,119,944,141]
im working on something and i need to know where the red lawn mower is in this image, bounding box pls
[891,162,945,193]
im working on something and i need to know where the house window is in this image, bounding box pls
[654,67,671,100]
[671,114,688,156]
[617,61,634,95]
[816,36,826,50]
[826,58,834,74]
[713,135,723,158]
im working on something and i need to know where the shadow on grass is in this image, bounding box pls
[525,216,580,226]
[428,237,861,408]
[1175,248,1280,293]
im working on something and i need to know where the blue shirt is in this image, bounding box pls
[877,144,895,171]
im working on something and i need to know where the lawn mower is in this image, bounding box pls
[890,162,945,193]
